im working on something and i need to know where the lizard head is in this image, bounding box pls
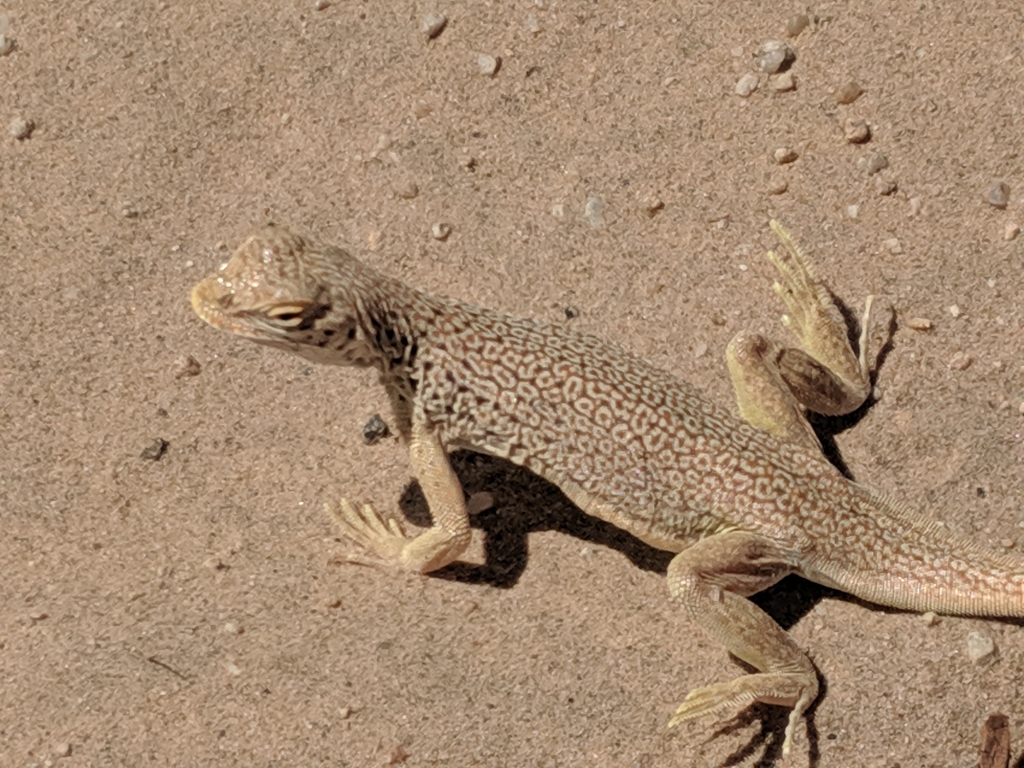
[190,225,382,367]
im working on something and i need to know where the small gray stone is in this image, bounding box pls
[835,80,864,105]
[430,222,452,240]
[843,118,870,144]
[477,53,500,77]
[766,177,788,195]
[985,180,1010,209]
[422,13,448,40]
[786,14,810,37]
[909,197,923,216]
[9,116,34,140]
[859,152,889,175]
[966,630,996,664]
[735,73,759,97]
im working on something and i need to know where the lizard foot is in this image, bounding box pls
[668,672,817,756]
[325,498,412,567]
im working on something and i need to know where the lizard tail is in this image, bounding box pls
[807,488,1024,618]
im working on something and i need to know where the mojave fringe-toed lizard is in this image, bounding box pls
[191,221,1023,756]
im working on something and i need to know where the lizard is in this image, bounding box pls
[190,221,1024,756]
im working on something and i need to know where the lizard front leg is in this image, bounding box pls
[327,418,472,573]
[667,530,818,757]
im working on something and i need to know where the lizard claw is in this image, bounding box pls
[325,498,411,567]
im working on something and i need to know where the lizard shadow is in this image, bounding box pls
[398,451,831,763]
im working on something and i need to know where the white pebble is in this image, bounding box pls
[1004,222,1020,241]
[846,204,859,219]
[9,116,34,140]
[882,237,901,254]
[908,197,923,216]
[225,662,243,676]
[735,73,759,97]
[948,304,961,318]
[985,180,1010,209]
[431,222,452,240]
[966,631,996,664]
[906,317,932,331]
[477,53,500,77]
[422,13,448,39]
[757,40,794,74]
[920,611,939,626]
[773,147,798,164]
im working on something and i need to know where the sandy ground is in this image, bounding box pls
[2,1,1023,766]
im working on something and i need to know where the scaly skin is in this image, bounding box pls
[191,221,1024,756]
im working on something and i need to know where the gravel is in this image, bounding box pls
[985,180,1009,209]
[9,116,33,140]
[843,118,870,144]
[735,73,759,97]
[422,13,447,40]
[786,14,810,37]
[477,53,500,77]
[859,152,889,175]
[835,81,864,105]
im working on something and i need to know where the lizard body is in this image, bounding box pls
[191,222,1023,755]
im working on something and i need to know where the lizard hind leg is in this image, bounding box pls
[766,220,874,416]
[666,530,819,757]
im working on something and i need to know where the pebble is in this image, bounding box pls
[735,73,759,97]
[397,181,418,199]
[766,177,788,195]
[52,743,72,758]
[173,354,202,378]
[477,54,500,77]
[523,14,541,34]
[362,414,389,445]
[843,118,870,144]
[948,304,961,318]
[786,13,810,37]
[638,196,664,218]
[467,491,495,515]
[757,40,795,74]
[908,197,923,216]
[430,222,452,241]
[1004,223,1020,241]
[920,611,939,626]
[875,177,897,196]
[140,438,169,461]
[9,116,34,140]
[771,72,796,92]
[846,204,859,219]
[550,203,566,219]
[906,317,932,331]
[948,351,973,371]
[966,630,996,664]
[0,34,13,56]
[773,147,798,164]
[859,152,889,175]
[421,13,447,40]
[314,0,331,9]
[835,81,864,105]
[223,621,242,634]
[225,662,243,676]
[882,237,902,254]
[584,196,606,227]
[985,180,1009,209]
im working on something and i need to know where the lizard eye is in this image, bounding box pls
[267,303,313,328]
